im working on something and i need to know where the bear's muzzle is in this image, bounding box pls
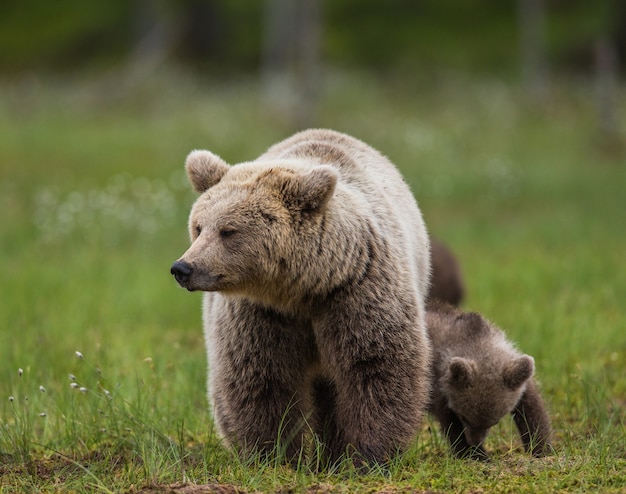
[171,260,194,289]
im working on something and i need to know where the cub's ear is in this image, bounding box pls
[503,355,535,390]
[447,357,476,389]
[284,165,338,212]
[185,150,230,193]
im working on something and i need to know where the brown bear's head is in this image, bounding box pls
[171,150,337,306]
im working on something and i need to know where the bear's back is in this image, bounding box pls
[426,302,519,376]
[261,129,409,198]
[262,129,430,299]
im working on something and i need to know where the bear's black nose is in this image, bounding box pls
[171,260,193,284]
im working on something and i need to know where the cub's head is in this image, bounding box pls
[441,311,535,446]
[444,352,534,447]
[171,150,337,301]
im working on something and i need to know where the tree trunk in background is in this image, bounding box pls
[517,0,549,103]
[614,1,626,67]
[262,0,322,128]
[594,0,622,150]
[262,0,295,112]
[294,0,321,128]
[594,36,621,148]
[125,0,177,86]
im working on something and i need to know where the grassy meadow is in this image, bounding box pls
[0,69,625,493]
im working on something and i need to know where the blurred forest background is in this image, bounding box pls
[0,0,624,132]
[1,0,624,74]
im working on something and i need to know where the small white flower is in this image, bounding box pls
[69,374,76,381]
[39,413,47,417]
[39,385,46,393]
[8,396,14,402]
[103,389,112,400]
[18,368,23,377]
[70,383,79,389]
[75,351,84,359]
[79,387,87,393]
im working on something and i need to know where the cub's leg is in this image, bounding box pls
[512,380,553,457]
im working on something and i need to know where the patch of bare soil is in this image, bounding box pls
[134,483,442,494]
[134,482,247,494]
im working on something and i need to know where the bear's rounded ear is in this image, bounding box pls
[503,355,534,390]
[302,166,338,211]
[282,165,338,212]
[447,357,475,389]
[185,150,230,193]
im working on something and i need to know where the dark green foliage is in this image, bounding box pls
[0,0,621,73]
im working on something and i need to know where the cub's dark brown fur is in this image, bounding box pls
[426,300,552,459]
[428,238,465,306]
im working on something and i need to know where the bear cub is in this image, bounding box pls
[426,300,552,460]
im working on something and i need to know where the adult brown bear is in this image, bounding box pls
[171,129,432,466]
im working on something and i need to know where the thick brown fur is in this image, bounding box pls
[426,300,552,460]
[427,238,465,306]
[172,129,432,467]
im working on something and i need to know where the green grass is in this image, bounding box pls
[0,68,624,493]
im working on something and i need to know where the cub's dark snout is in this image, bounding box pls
[171,260,193,285]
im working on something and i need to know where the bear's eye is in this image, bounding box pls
[261,211,277,224]
[219,228,237,239]
[195,225,202,237]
